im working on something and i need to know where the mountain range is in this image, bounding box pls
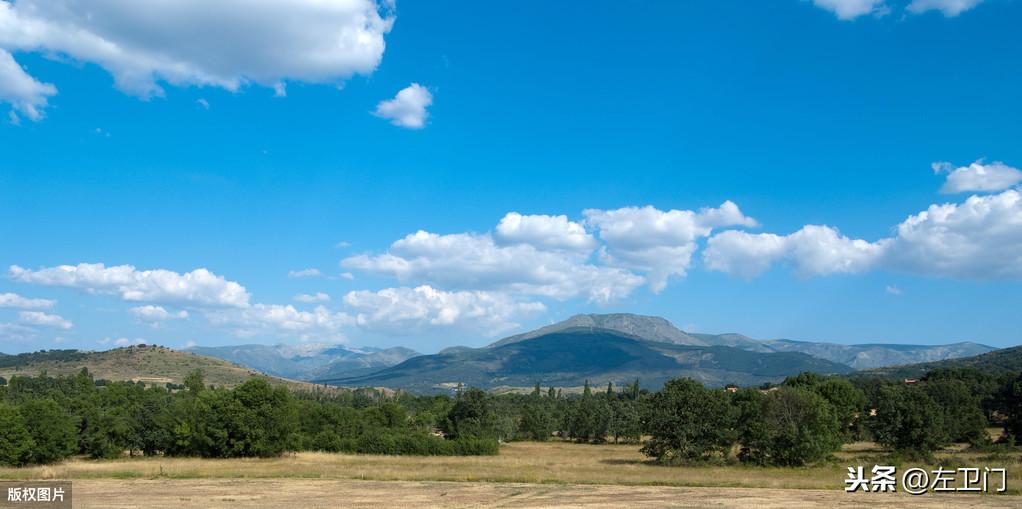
[322,326,855,392]
[179,313,996,392]
[187,343,420,381]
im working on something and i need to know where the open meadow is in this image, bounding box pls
[2,440,1020,508]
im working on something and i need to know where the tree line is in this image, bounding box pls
[2,367,1022,467]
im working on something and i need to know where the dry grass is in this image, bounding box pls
[2,441,1020,494]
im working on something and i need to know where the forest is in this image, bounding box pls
[2,367,1022,468]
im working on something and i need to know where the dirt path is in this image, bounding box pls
[70,479,1020,509]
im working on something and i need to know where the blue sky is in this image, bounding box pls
[1,0,1021,354]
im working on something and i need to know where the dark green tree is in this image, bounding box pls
[870,384,949,454]
[741,387,842,466]
[20,399,77,464]
[641,378,735,462]
[442,388,495,439]
[0,403,34,466]
[923,378,988,445]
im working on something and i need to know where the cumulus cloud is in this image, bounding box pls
[704,226,884,278]
[129,305,188,322]
[294,292,331,303]
[811,0,887,19]
[344,285,545,336]
[0,292,55,309]
[343,230,645,303]
[0,49,56,121]
[0,0,394,117]
[205,304,353,342]
[908,0,984,16]
[18,311,72,329]
[374,83,432,129]
[10,263,250,308]
[705,188,1022,281]
[935,160,1022,194]
[885,189,1022,279]
[584,202,758,291]
[495,212,596,252]
[288,268,323,278]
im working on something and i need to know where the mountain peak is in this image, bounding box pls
[488,312,708,348]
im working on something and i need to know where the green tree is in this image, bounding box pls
[0,403,34,466]
[813,378,867,441]
[184,369,205,394]
[1002,372,1022,445]
[20,399,77,464]
[641,378,735,462]
[923,378,988,445]
[740,387,842,466]
[519,400,555,441]
[443,388,495,439]
[870,384,949,454]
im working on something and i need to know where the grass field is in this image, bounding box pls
[1,440,1020,507]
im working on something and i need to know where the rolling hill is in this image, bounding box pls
[321,327,854,393]
[188,343,419,381]
[0,345,340,391]
[860,345,1022,379]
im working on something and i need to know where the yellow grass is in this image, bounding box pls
[2,441,1020,495]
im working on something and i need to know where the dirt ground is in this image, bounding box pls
[70,479,1020,509]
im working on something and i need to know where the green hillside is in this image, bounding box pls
[861,345,1022,379]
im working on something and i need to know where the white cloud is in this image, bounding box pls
[703,231,790,279]
[584,202,758,291]
[294,292,331,303]
[704,225,884,278]
[205,304,353,342]
[705,188,1022,281]
[811,0,887,19]
[885,189,1022,279]
[495,212,596,252]
[935,160,1022,194]
[0,322,38,341]
[97,337,146,347]
[10,263,250,308]
[129,305,188,322]
[18,311,72,329]
[340,272,355,280]
[0,292,55,309]
[907,0,984,16]
[374,83,432,129]
[885,285,902,295]
[0,0,394,117]
[184,339,198,349]
[0,49,56,121]
[196,98,209,110]
[288,268,323,278]
[343,285,545,336]
[342,230,644,303]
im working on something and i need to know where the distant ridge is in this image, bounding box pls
[487,313,993,370]
[0,345,336,391]
[861,345,1022,379]
[324,326,854,393]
